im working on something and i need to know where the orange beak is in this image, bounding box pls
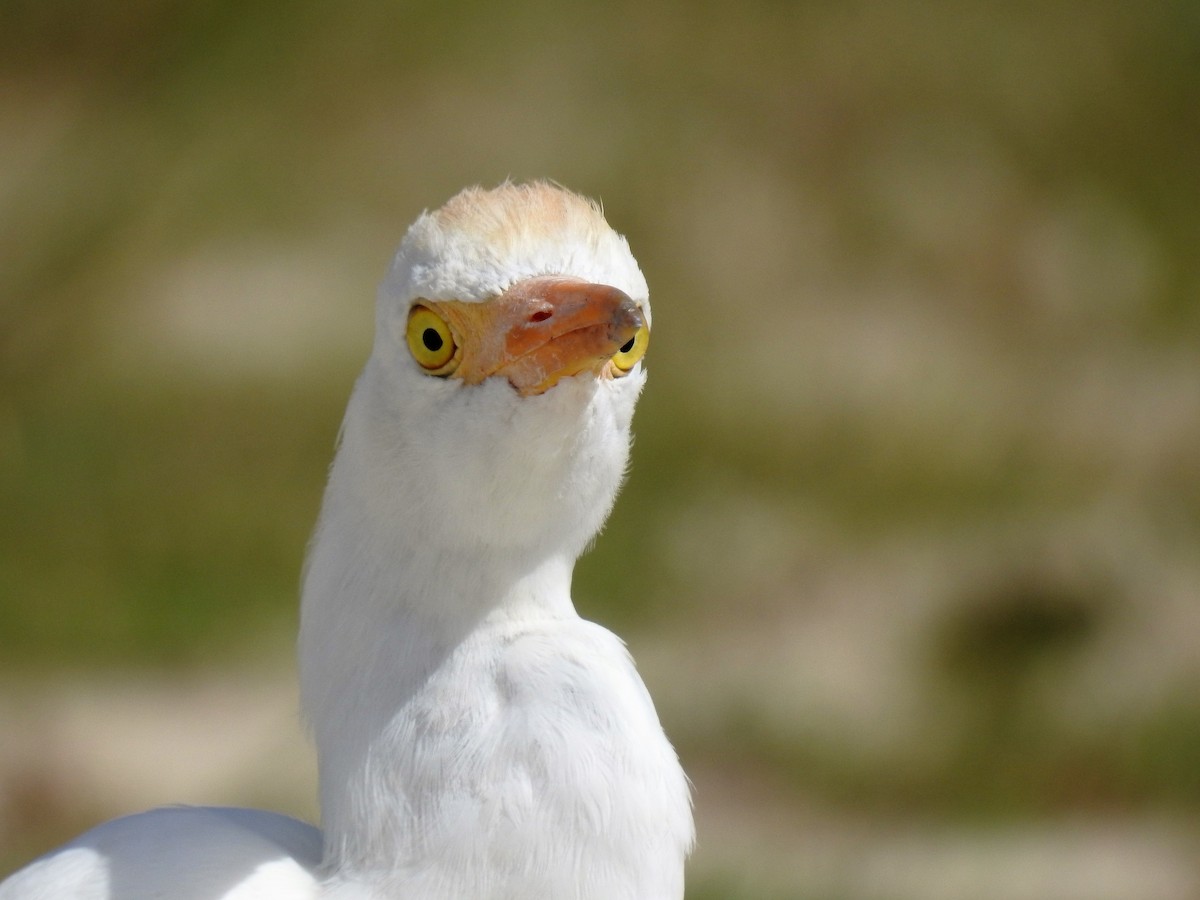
[430,277,645,396]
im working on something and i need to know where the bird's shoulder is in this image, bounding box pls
[474,615,666,739]
[0,806,321,900]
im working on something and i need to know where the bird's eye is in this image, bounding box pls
[406,305,459,374]
[612,324,650,374]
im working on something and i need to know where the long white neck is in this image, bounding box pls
[295,363,690,897]
[298,368,587,866]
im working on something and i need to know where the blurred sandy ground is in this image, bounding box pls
[2,2,1199,897]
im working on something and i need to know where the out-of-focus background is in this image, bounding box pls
[2,2,1199,896]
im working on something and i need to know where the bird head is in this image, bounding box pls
[347,182,652,561]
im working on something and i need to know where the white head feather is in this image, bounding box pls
[381,182,650,305]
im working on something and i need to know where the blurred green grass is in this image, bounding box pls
[0,383,339,667]
[3,0,1200,894]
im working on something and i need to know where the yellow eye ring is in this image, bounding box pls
[612,324,650,374]
[406,305,459,374]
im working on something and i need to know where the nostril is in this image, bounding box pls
[530,309,553,323]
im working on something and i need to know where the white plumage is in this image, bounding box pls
[1,182,693,900]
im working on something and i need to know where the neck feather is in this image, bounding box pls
[297,387,580,847]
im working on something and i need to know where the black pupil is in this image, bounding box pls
[422,328,444,352]
[619,336,636,354]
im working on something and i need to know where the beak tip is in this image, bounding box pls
[616,296,645,337]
